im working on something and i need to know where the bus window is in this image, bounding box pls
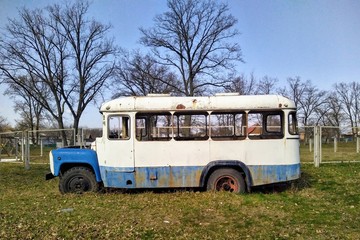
[210,112,246,140]
[248,112,283,139]
[247,113,263,138]
[136,113,172,141]
[108,115,130,140]
[266,114,282,133]
[288,112,298,135]
[174,113,208,140]
[136,118,147,141]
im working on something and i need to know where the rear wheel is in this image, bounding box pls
[59,167,99,194]
[207,168,246,193]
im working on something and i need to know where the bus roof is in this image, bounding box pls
[100,94,296,113]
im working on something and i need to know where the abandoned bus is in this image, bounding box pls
[47,93,300,194]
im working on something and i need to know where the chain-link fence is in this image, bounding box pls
[0,128,102,166]
[299,126,360,166]
[1,126,359,168]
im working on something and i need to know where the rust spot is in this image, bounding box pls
[176,104,186,109]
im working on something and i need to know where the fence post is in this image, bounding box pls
[319,126,322,163]
[73,129,76,147]
[21,132,24,162]
[15,137,19,161]
[334,137,337,153]
[309,138,312,152]
[314,126,320,167]
[357,136,359,154]
[24,131,30,170]
[40,138,43,157]
[77,133,82,148]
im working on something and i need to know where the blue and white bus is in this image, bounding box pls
[47,93,301,194]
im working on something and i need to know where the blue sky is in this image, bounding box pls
[1,0,360,128]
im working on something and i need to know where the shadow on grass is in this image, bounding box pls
[251,171,312,194]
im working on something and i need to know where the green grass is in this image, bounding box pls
[300,141,360,163]
[1,163,360,239]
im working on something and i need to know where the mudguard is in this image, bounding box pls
[50,148,102,182]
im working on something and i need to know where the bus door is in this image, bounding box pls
[105,115,134,171]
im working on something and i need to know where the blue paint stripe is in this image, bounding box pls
[100,163,301,189]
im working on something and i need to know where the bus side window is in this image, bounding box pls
[288,112,298,135]
[136,118,147,141]
[136,113,172,141]
[210,112,246,140]
[266,114,282,134]
[248,112,283,139]
[174,113,209,140]
[108,115,130,140]
[247,113,263,138]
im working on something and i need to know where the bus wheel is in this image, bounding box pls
[59,167,99,194]
[207,168,246,193]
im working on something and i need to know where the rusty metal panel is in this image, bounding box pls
[100,95,296,113]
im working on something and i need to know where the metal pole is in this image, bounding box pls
[314,126,320,167]
[21,132,25,162]
[40,138,43,157]
[15,137,19,161]
[73,128,76,147]
[77,132,81,148]
[25,131,30,170]
[319,126,322,164]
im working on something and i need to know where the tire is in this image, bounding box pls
[206,168,246,193]
[59,167,99,194]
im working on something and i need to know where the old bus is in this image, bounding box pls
[46,93,300,194]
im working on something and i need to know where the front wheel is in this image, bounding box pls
[206,168,246,193]
[59,167,99,194]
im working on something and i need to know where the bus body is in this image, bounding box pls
[47,94,300,194]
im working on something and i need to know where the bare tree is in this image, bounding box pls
[224,73,258,95]
[298,80,327,126]
[335,81,360,136]
[257,76,278,95]
[114,51,179,97]
[315,91,343,141]
[282,77,326,143]
[317,92,343,127]
[5,79,44,144]
[0,116,11,132]
[140,0,242,96]
[0,1,117,144]
[283,77,307,108]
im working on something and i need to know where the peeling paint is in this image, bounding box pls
[248,163,300,186]
[99,163,300,189]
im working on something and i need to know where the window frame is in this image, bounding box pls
[135,112,173,141]
[210,111,246,140]
[247,111,284,139]
[288,111,299,135]
[173,111,209,141]
[107,114,131,140]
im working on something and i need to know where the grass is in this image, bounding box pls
[1,162,360,239]
[300,141,360,163]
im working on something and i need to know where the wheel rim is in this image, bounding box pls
[67,176,89,193]
[215,175,239,192]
